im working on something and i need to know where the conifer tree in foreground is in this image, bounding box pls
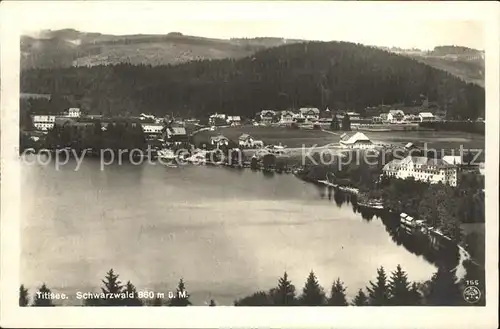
[299,271,326,306]
[409,282,422,306]
[169,279,192,306]
[367,266,390,306]
[97,268,125,306]
[32,283,54,307]
[123,281,143,306]
[352,289,369,306]
[425,267,463,306]
[327,278,348,306]
[151,296,164,306]
[388,264,412,305]
[234,291,274,306]
[272,272,297,306]
[19,284,29,307]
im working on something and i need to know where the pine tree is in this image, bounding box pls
[32,283,55,307]
[151,296,164,306]
[102,268,124,294]
[123,281,143,306]
[169,279,192,306]
[101,268,124,306]
[272,272,297,306]
[352,289,369,306]
[299,271,326,306]
[327,278,348,306]
[367,267,390,306]
[426,267,463,306]
[209,299,216,306]
[342,114,351,131]
[388,264,412,305]
[330,114,339,131]
[234,291,274,306]
[19,284,29,306]
[408,282,422,305]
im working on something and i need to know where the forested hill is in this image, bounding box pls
[21,41,485,119]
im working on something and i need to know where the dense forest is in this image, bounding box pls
[21,41,485,119]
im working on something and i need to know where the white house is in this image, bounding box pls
[387,110,405,122]
[403,114,420,123]
[339,132,374,149]
[346,112,361,120]
[260,110,276,124]
[382,155,458,187]
[141,123,164,135]
[226,116,241,126]
[67,108,81,118]
[209,113,227,125]
[299,108,320,121]
[210,135,230,148]
[238,133,263,148]
[280,110,295,123]
[419,112,435,122]
[31,115,56,131]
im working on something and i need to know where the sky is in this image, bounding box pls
[4,1,487,50]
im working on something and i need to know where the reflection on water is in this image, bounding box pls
[21,158,443,305]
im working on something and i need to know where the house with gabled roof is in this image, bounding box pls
[299,107,320,121]
[280,110,295,123]
[388,109,405,122]
[339,132,374,149]
[260,110,276,125]
[419,112,435,122]
[227,116,241,126]
[210,135,230,148]
[238,133,264,148]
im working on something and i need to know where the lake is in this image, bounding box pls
[21,157,438,305]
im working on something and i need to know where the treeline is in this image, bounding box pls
[21,264,481,307]
[21,41,484,120]
[419,121,485,134]
[376,175,484,242]
[296,149,484,243]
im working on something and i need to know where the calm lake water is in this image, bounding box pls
[21,157,438,305]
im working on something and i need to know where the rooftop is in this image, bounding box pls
[385,155,456,170]
[340,132,372,144]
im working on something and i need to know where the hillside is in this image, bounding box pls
[21,41,485,120]
[21,30,484,87]
[379,46,484,87]
[21,29,303,69]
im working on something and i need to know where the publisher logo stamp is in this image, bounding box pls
[463,285,481,304]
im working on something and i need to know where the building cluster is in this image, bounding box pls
[373,110,437,124]
[30,109,188,145]
[208,113,241,126]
